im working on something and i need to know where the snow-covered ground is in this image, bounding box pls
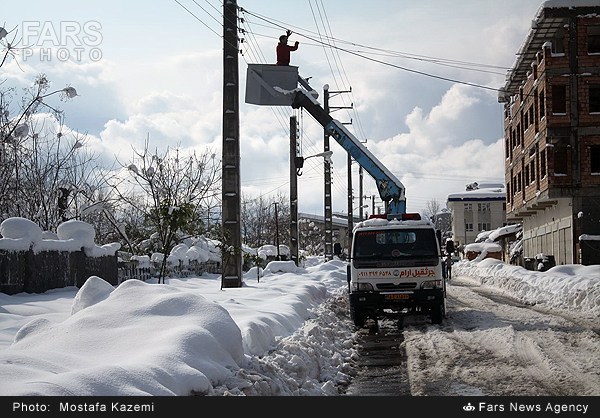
[0,257,598,396]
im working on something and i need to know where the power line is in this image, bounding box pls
[240,7,505,93]
[173,0,222,38]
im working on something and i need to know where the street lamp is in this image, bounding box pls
[295,150,333,176]
[354,204,369,220]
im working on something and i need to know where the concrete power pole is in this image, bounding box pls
[359,166,364,221]
[221,0,242,288]
[323,86,333,261]
[323,84,353,259]
[289,116,299,266]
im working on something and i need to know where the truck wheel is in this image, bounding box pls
[397,316,405,330]
[431,303,444,325]
[351,308,365,328]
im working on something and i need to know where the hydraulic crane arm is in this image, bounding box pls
[291,87,406,215]
[243,64,406,215]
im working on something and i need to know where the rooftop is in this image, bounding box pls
[499,0,600,102]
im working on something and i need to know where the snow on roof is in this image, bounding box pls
[542,0,600,8]
[448,186,505,201]
[579,234,600,241]
[488,224,522,242]
[464,242,502,253]
[475,230,493,243]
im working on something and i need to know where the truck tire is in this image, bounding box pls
[351,307,366,328]
[431,303,444,325]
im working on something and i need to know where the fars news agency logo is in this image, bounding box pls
[463,403,476,412]
[18,21,102,63]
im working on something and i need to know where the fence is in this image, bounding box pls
[0,249,225,295]
[0,248,118,295]
[117,259,221,283]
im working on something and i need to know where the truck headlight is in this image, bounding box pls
[421,280,442,289]
[352,282,375,292]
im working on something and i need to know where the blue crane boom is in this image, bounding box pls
[290,88,406,215]
[244,64,406,216]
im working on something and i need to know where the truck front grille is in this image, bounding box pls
[377,282,417,290]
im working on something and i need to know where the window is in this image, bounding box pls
[552,85,567,114]
[540,149,547,178]
[554,146,568,175]
[464,203,472,212]
[525,165,530,185]
[529,106,534,127]
[539,90,545,119]
[552,29,565,54]
[478,223,491,232]
[353,228,438,261]
[589,85,600,113]
[465,223,473,232]
[591,145,600,174]
[530,160,536,183]
[477,203,490,212]
[587,25,600,54]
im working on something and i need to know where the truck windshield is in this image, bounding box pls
[353,228,438,258]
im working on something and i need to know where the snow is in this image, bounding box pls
[447,185,506,201]
[487,224,522,242]
[465,241,502,254]
[580,234,600,241]
[543,0,600,8]
[0,217,121,257]
[0,250,598,396]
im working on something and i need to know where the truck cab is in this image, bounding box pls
[347,214,446,327]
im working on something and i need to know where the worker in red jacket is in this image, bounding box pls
[276,30,299,66]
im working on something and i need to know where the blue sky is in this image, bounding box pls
[2,0,544,216]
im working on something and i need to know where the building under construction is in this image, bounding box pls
[499,0,600,265]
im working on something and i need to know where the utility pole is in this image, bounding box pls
[347,154,353,245]
[326,86,353,252]
[289,116,299,266]
[359,166,364,221]
[221,0,242,288]
[273,202,281,260]
[323,85,333,261]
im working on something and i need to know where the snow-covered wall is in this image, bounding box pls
[0,218,120,295]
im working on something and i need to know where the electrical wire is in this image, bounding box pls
[173,0,222,38]
[175,2,509,208]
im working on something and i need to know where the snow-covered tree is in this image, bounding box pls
[0,26,106,233]
[109,139,221,282]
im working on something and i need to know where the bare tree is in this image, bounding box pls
[0,50,107,231]
[109,139,221,282]
[241,192,289,250]
[422,198,442,223]
[423,198,452,242]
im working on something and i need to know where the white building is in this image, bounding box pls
[447,182,507,249]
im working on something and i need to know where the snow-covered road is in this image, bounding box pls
[384,274,599,396]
